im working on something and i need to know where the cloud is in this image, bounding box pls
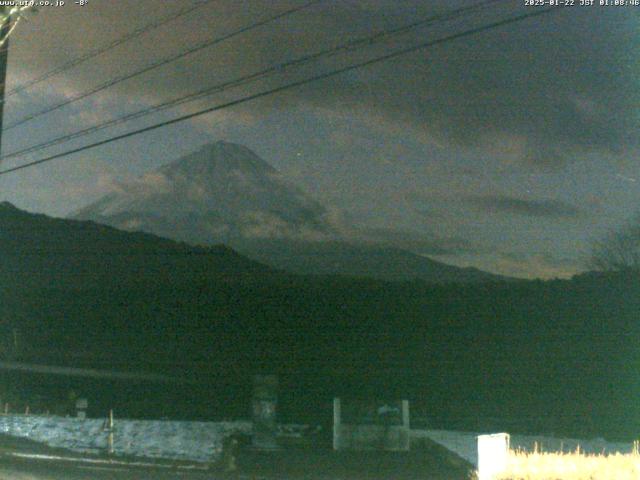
[3,0,634,280]
[430,251,582,280]
[496,251,586,279]
[239,210,332,241]
[112,171,172,197]
[223,2,638,168]
[470,194,581,219]
[8,1,637,169]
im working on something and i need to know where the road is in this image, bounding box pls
[0,433,235,479]
[0,453,223,479]
[0,433,472,479]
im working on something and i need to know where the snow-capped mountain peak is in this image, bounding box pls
[73,141,337,245]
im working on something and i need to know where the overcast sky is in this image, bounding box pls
[0,0,638,279]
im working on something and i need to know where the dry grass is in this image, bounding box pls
[495,446,640,480]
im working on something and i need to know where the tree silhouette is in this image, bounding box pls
[590,215,640,271]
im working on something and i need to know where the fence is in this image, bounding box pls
[332,398,410,451]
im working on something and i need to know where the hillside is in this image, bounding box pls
[1,204,638,440]
[0,200,272,289]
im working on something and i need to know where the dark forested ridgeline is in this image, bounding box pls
[1,203,639,439]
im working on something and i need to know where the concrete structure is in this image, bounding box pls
[333,398,410,451]
[477,433,510,480]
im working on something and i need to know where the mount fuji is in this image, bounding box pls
[73,141,504,284]
[74,141,337,246]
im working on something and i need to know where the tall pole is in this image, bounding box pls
[0,7,11,157]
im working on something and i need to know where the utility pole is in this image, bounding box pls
[0,5,32,156]
[0,7,11,156]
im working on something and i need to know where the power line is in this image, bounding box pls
[0,5,566,177]
[0,0,506,164]
[0,360,198,384]
[0,0,217,102]
[3,0,323,132]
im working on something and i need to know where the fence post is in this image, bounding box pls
[251,375,278,450]
[477,433,510,480]
[333,398,341,451]
[401,400,410,428]
[400,400,410,451]
[106,409,114,455]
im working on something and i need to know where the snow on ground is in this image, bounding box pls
[0,415,251,462]
[412,429,635,467]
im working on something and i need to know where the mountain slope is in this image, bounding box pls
[72,140,504,284]
[0,200,271,289]
[73,141,336,246]
[233,239,504,283]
